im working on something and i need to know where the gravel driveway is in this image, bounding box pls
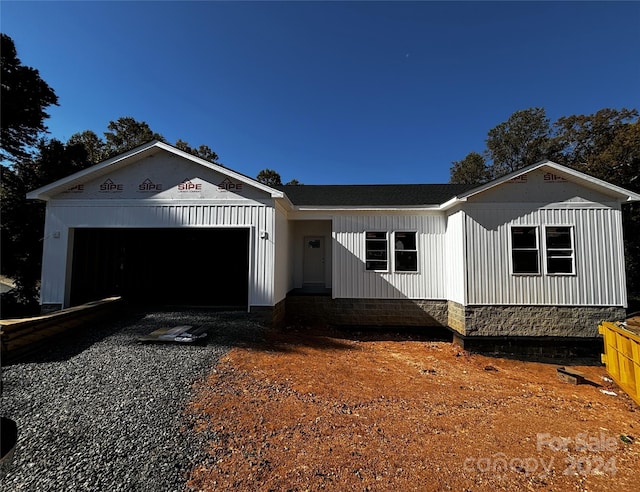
[1,309,267,491]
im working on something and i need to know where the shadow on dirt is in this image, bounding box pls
[482,352,603,367]
[259,331,359,353]
[258,324,454,353]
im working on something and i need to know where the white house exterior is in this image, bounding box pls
[27,141,640,342]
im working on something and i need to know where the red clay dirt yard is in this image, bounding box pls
[185,327,639,491]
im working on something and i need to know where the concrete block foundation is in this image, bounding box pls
[447,301,626,338]
[286,296,448,328]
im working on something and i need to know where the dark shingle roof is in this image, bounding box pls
[274,183,477,207]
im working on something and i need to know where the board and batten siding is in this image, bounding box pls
[39,201,275,308]
[445,210,466,305]
[464,203,626,306]
[333,213,447,299]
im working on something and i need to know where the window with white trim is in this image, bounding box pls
[545,227,574,274]
[365,231,388,271]
[511,226,539,274]
[394,231,417,272]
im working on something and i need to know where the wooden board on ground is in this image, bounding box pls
[557,366,586,385]
[137,325,208,343]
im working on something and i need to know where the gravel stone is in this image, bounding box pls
[1,309,268,491]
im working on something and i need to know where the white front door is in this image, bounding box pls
[303,236,325,285]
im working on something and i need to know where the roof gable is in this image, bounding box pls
[27,141,284,201]
[457,160,640,204]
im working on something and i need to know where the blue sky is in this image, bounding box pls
[2,1,639,184]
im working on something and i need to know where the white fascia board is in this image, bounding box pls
[438,196,467,211]
[27,140,284,201]
[458,160,640,202]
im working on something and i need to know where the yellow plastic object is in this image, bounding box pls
[599,321,640,406]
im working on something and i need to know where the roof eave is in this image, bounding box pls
[438,196,467,211]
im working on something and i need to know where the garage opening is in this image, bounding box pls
[70,228,249,308]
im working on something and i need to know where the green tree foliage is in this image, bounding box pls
[67,130,105,164]
[552,108,639,190]
[257,170,301,186]
[102,117,165,159]
[450,152,490,184]
[0,34,59,162]
[599,120,640,192]
[485,107,554,178]
[67,126,222,166]
[175,139,220,163]
[256,168,283,186]
[449,107,639,187]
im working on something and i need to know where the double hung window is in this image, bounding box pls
[394,231,417,272]
[365,231,418,272]
[510,226,575,275]
[545,227,574,274]
[511,226,539,274]
[365,232,388,271]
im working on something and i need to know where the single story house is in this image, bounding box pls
[27,141,640,345]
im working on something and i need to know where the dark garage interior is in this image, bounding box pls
[70,228,249,308]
